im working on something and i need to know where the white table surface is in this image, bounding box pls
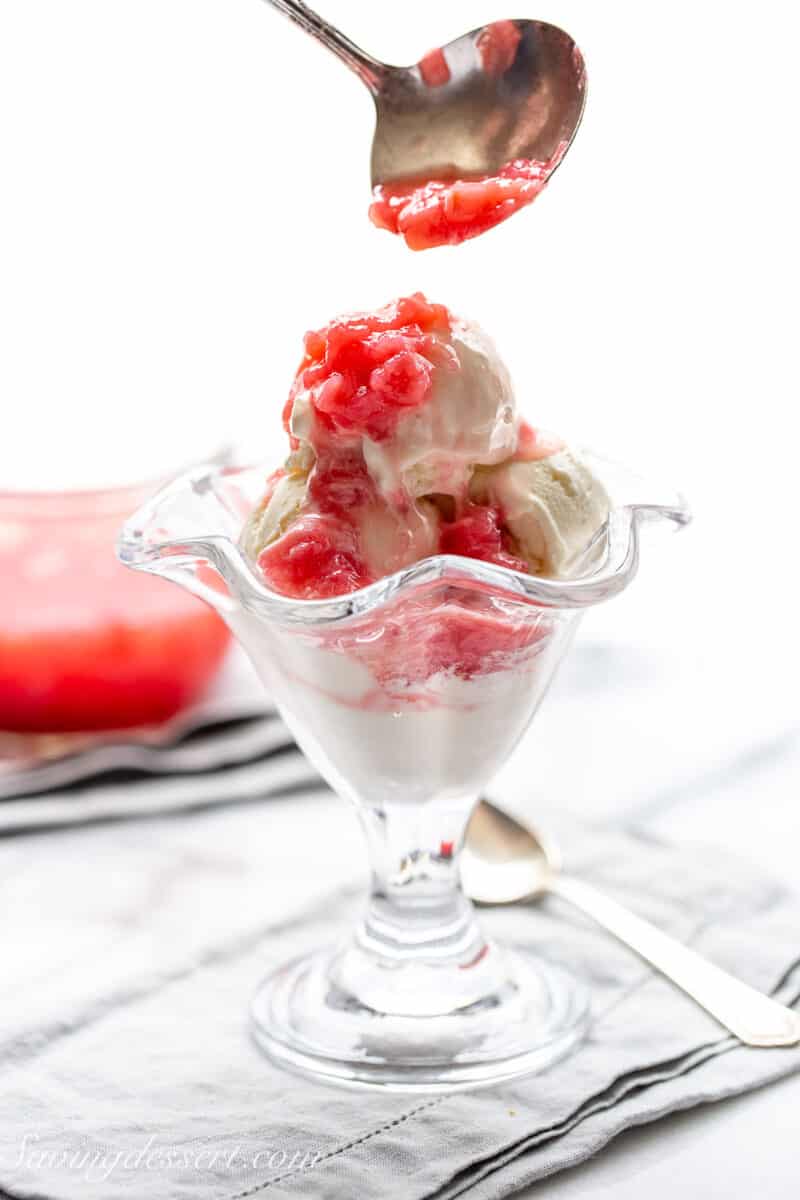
[520,1072,800,1200]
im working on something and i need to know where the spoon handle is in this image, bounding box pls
[553,874,800,1047]
[261,0,386,92]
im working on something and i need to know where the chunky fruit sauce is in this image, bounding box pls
[257,514,372,601]
[370,159,555,252]
[440,506,528,574]
[256,295,548,602]
[331,589,551,695]
[283,294,454,448]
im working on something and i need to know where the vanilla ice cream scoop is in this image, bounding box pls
[361,320,518,500]
[242,294,610,600]
[240,463,310,564]
[290,316,518,503]
[354,497,440,578]
[471,447,610,576]
[241,456,441,584]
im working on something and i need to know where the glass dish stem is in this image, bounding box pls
[355,797,488,992]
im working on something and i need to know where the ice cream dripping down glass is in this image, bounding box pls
[119,455,689,1092]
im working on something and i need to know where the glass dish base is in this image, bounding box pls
[251,944,590,1093]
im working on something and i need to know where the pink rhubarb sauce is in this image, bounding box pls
[327,591,550,698]
[0,494,230,734]
[440,506,529,574]
[257,297,552,598]
[254,294,560,690]
[257,514,372,601]
[263,295,454,600]
[369,160,555,252]
[281,293,454,448]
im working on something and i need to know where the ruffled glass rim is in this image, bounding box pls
[117,453,690,625]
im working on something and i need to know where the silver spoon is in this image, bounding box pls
[261,1,586,189]
[462,799,800,1048]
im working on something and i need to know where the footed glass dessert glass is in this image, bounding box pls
[119,455,688,1092]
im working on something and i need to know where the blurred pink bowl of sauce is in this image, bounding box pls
[0,480,230,734]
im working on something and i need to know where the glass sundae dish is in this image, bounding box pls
[119,295,689,1091]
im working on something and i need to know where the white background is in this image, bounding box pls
[1,4,800,1193]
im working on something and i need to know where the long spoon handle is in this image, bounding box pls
[261,0,386,92]
[553,874,800,1047]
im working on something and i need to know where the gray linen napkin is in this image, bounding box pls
[0,801,798,1200]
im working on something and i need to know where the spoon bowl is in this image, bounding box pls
[371,20,586,188]
[263,2,586,189]
[461,796,560,904]
[463,800,800,1049]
